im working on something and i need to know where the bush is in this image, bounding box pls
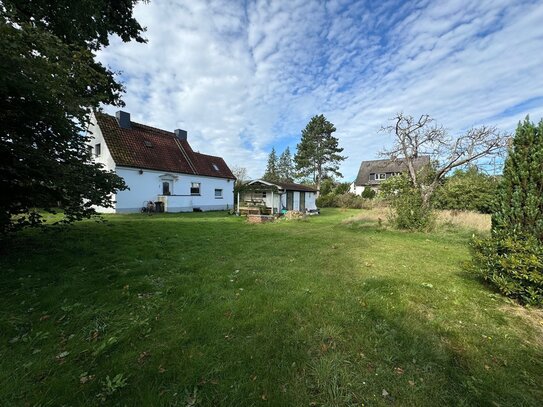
[468,234,543,305]
[316,194,337,208]
[434,168,499,213]
[361,186,376,200]
[335,193,370,209]
[389,188,434,231]
[316,193,370,209]
[468,117,543,305]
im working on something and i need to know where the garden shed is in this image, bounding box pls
[238,179,318,215]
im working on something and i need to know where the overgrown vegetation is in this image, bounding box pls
[316,180,370,209]
[468,118,543,305]
[1,210,542,405]
[434,168,499,213]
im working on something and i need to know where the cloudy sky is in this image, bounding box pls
[97,0,543,180]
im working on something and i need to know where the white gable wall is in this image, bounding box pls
[87,114,116,171]
[86,114,117,213]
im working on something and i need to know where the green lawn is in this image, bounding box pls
[1,209,542,406]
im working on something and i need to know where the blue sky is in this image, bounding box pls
[97,0,543,180]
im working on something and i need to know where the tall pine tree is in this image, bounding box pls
[469,117,543,305]
[492,118,543,240]
[277,147,294,182]
[262,147,279,182]
[294,114,346,195]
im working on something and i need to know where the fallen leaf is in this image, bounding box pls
[382,389,389,397]
[39,315,50,321]
[138,351,150,364]
[79,374,95,384]
[408,380,415,386]
[56,351,69,360]
[394,367,404,375]
[158,365,166,373]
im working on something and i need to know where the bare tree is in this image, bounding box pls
[381,113,508,207]
[231,166,248,186]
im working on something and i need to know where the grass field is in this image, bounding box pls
[1,209,542,406]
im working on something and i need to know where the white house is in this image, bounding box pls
[239,179,318,214]
[87,110,235,213]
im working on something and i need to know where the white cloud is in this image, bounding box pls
[97,0,543,180]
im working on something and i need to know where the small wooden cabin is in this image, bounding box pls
[238,180,318,215]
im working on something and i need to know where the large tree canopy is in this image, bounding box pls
[0,1,146,234]
[294,114,345,194]
[381,113,508,208]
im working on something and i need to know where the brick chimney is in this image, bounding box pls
[174,129,187,141]
[116,111,131,129]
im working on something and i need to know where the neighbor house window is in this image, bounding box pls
[191,182,201,195]
[94,143,101,156]
[162,181,171,195]
[376,173,386,180]
[215,189,223,198]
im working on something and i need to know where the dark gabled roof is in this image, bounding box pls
[247,179,317,192]
[273,181,317,192]
[354,156,430,186]
[94,112,235,179]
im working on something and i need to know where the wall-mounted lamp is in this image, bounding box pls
[139,169,143,175]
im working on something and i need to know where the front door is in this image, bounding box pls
[299,192,305,211]
[286,191,294,210]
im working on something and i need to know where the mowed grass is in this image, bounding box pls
[0,209,542,406]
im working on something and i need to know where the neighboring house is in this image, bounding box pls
[87,110,235,213]
[239,179,318,214]
[350,156,430,195]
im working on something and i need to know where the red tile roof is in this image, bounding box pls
[94,112,235,179]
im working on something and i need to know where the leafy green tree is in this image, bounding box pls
[0,0,146,234]
[294,114,346,195]
[434,168,499,213]
[361,187,376,199]
[263,147,279,182]
[492,118,543,239]
[277,147,294,182]
[469,117,543,305]
[334,182,351,195]
[319,178,335,196]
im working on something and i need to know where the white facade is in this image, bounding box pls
[87,114,234,213]
[350,183,365,196]
[115,167,234,212]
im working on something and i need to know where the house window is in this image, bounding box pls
[94,143,101,157]
[215,189,223,198]
[191,182,201,195]
[376,173,386,180]
[162,181,171,195]
[212,163,219,171]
